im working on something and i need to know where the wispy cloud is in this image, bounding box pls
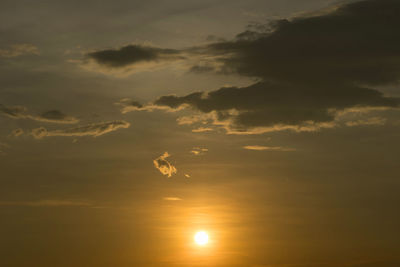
[10,128,24,137]
[0,200,92,207]
[153,152,177,178]
[0,44,39,58]
[190,147,208,155]
[0,104,79,124]
[116,98,186,113]
[243,146,296,151]
[31,121,130,139]
[0,142,9,155]
[163,197,182,201]
[191,127,213,133]
[345,117,387,127]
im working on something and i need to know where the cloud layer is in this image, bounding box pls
[154,82,398,133]
[121,0,400,134]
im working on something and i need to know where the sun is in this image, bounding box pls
[194,231,209,246]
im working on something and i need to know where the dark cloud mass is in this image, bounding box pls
[87,44,182,68]
[149,0,400,133]
[155,82,398,129]
[40,110,69,120]
[207,0,400,86]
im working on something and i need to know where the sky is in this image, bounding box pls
[1,0,400,266]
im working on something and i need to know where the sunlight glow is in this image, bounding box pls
[194,231,209,246]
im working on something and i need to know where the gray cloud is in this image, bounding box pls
[153,82,398,133]
[143,0,400,133]
[31,120,130,139]
[207,0,400,86]
[0,104,79,124]
[38,110,78,123]
[153,152,177,178]
[115,98,144,113]
[86,44,183,68]
[0,104,28,119]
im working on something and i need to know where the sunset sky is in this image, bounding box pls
[1,0,400,266]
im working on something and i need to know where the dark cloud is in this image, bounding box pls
[207,0,400,86]
[189,64,217,73]
[40,110,69,120]
[86,44,183,68]
[147,0,400,133]
[0,104,79,124]
[154,81,398,132]
[36,110,79,124]
[0,104,27,119]
[115,98,144,113]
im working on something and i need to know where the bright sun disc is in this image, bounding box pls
[194,231,209,246]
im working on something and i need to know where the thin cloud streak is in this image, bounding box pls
[243,145,296,151]
[31,121,130,139]
[190,147,208,155]
[0,200,92,207]
[163,197,182,201]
